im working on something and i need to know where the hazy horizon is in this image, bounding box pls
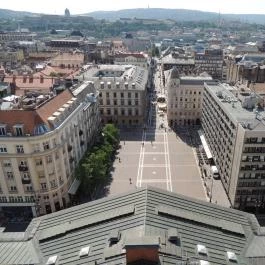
[1,0,265,15]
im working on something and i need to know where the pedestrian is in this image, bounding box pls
[129,178,132,184]
[119,157,121,163]
[124,141,125,145]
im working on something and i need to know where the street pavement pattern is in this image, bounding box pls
[108,128,206,201]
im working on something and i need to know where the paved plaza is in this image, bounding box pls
[108,127,207,202]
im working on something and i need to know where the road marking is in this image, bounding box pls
[141,179,168,183]
[152,171,157,175]
[163,132,169,191]
[139,130,146,187]
[165,131,173,192]
[136,130,145,187]
[153,157,156,161]
[142,164,166,167]
[144,152,165,154]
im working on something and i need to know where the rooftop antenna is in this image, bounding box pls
[218,10,221,28]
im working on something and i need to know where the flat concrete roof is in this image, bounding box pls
[205,82,265,131]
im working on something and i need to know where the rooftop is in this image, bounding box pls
[0,187,263,265]
[79,64,148,90]
[162,54,195,65]
[205,82,265,130]
[0,89,75,136]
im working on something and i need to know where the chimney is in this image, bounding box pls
[124,236,160,264]
[23,75,27,83]
[40,75,44,83]
[12,75,16,83]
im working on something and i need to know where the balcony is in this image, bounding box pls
[80,140,85,146]
[69,156,75,163]
[19,165,28,171]
[22,179,31,184]
[79,130,83,136]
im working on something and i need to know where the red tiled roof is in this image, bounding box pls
[4,75,55,90]
[0,89,73,135]
[36,89,73,127]
[34,65,81,78]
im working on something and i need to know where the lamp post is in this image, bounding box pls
[209,175,214,203]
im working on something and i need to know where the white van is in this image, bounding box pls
[211,166,219,179]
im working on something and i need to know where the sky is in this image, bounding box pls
[1,0,265,15]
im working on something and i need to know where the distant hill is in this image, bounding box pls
[0,8,38,19]
[0,7,265,25]
[84,8,265,24]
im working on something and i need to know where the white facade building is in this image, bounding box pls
[114,53,148,69]
[166,68,212,127]
[0,82,100,216]
[202,81,265,213]
[80,64,148,126]
[195,47,223,80]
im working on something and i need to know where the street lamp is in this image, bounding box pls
[209,176,214,203]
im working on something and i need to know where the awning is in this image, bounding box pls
[68,178,81,195]
[198,130,213,159]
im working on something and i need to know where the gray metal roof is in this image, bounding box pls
[0,187,264,265]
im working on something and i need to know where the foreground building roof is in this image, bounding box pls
[0,187,264,265]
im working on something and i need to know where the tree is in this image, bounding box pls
[151,44,160,57]
[76,124,120,200]
[102,123,120,146]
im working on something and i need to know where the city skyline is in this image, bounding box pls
[1,0,265,15]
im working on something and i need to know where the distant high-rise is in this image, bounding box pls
[65,8,70,17]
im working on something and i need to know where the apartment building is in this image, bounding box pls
[0,82,100,216]
[166,68,212,127]
[226,54,265,84]
[202,81,265,213]
[50,51,85,68]
[195,47,223,80]
[0,32,34,42]
[80,64,148,126]
[0,49,24,69]
[114,53,148,68]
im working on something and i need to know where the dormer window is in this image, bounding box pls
[197,244,208,255]
[43,141,50,150]
[0,125,6,136]
[227,251,237,262]
[14,125,23,136]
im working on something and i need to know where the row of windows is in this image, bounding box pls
[0,195,35,203]
[101,108,140,116]
[171,103,201,109]
[100,99,139,106]
[179,90,201,96]
[0,125,24,137]
[245,137,265,144]
[100,83,137,90]
[100,92,139,98]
